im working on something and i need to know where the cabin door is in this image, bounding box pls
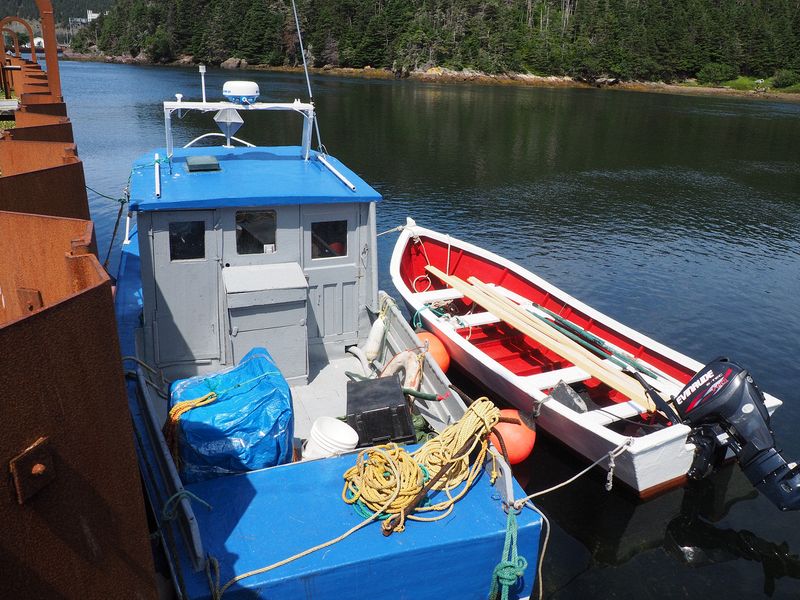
[151,211,221,365]
[302,204,360,352]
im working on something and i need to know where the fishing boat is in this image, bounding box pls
[390,221,785,499]
[113,74,542,599]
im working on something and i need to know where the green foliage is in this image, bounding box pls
[723,76,760,91]
[697,62,737,85]
[80,0,800,83]
[772,69,800,89]
[0,0,115,22]
[145,25,172,62]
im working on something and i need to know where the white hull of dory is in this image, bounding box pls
[390,222,782,497]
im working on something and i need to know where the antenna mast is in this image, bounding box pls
[290,0,324,153]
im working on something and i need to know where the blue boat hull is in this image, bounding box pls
[115,231,542,599]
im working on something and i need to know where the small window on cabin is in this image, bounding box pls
[311,220,348,259]
[169,221,205,260]
[236,210,277,255]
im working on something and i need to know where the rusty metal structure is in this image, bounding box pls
[0,3,157,598]
[1,26,20,57]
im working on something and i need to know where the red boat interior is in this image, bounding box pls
[399,235,696,418]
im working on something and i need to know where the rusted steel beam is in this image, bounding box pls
[2,120,73,142]
[0,16,36,62]
[14,109,69,127]
[0,211,157,599]
[1,27,20,56]
[34,1,62,99]
[0,140,91,226]
[0,139,79,175]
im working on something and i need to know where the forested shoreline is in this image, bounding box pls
[45,0,800,87]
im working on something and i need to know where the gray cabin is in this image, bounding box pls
[128,144,382,384]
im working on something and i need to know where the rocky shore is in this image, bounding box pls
[62,50,800,103]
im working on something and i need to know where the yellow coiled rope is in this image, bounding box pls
[207,397,501,598]
[342,443,425,518]
[342,397,500,531]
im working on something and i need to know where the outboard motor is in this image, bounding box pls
[673,357,800,511]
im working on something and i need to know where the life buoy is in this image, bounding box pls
[381,350,422,390]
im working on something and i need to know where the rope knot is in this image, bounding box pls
[492,556,528,587]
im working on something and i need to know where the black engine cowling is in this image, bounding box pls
[673,357,800,511]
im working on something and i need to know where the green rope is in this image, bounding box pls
[162,489,213,522]
[412,303,448,329]
[489,510,528,600]
[85,184,127,204]
[346,465,431,520]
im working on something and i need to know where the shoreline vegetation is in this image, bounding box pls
[63,51,800,104]
[64,0,800,104]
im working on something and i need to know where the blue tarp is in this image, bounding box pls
[128,146,382,212]
[169,347,294,483]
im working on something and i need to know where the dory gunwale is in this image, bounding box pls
[390,222,783,497]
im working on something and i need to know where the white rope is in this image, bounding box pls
[524,500,550,600]
[377,225,405,237]
[513,438,632,509]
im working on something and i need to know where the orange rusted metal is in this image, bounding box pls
[33,1,61,99]
[3,119,73,142]
[0,17,36,62]
[1,26,20,56]
[0,143,92,223]
[0,211,158,599]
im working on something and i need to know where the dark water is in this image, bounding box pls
[61,61,800,599]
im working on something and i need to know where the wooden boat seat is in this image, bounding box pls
[414,287,464,303]
[517,366,592,391]
[454,311,501,327]
[579,400,643,424]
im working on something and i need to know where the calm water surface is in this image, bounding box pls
[61,60,800,599]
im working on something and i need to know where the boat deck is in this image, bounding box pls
[180,449,541,599]
[116,230,543,599]
[292,353,363,439]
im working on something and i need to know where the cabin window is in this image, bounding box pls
[236,210,277,255]
[311,220,347,259]
[169,221,205,260]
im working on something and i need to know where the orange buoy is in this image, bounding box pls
[489,409,536,465]
[329,241,346,255]
[417,331,450,373]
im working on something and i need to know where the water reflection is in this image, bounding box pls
[59,60,800,599]
[666,471,800,597]
[517,435,800,599]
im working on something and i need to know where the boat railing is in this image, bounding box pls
[163,97,315,161]
[183,132,256,149]
[134,367,205,572]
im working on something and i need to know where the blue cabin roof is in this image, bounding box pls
[128,146,382,212]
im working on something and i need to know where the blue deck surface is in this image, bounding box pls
[115,223,541,600]
[182,452,541,599]
[128,146,382,211]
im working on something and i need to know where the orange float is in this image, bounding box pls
[417,331,450,373]
[489,408,536,465]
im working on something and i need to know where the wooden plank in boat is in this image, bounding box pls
[426,266,656,413]
[579,401,644,425]
[414,287,464,303]
[517,366,591,391]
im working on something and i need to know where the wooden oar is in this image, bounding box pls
[467,276,657,412]
[424,266,655,412]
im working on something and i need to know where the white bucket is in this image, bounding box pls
[302,417,359,460]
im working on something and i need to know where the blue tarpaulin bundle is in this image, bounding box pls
[169,347,294,483]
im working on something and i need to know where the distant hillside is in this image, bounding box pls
[0,0,114,22]
[79,0,800,85]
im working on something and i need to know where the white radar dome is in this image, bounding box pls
[222,81,260,104]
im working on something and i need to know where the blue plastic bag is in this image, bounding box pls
[169,347,294,483]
